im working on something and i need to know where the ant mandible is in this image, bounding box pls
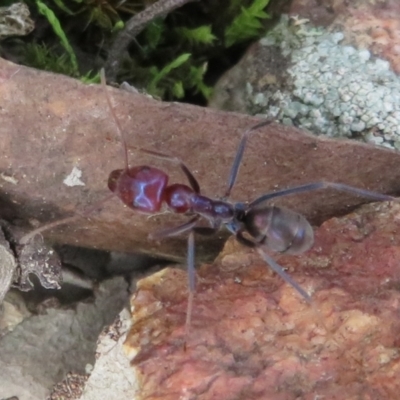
[100,71,396,336]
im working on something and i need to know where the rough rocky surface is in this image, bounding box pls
[0,226,16,304]
[0,277,129,400]
[210,15,400,149]
[103,201,400,399]
[0,290,31,337]
[2,58,400,262]
[0,2,34,40]
[287,0,400,75]
[78,309,137,400]
[49,372,89,400]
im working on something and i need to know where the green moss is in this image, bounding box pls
[8,0,272,101]
[225,0,270,47]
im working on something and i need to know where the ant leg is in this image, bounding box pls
[223,120,273,200]
[19,193,115,245]
[148,219,198,343]
[148,216,199,240]
[19,215,80,245]
[101,69,129,170]
[103,68,198,193]
[148,218,199,343]
[193,219,221,236]
[257,246,312,303]
[249,181,396,208]
[235,231,311,303]
[129,146,200,194]
[185,230,195,341]
[149,216,221,240]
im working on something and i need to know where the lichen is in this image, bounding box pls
[253,16,400,149]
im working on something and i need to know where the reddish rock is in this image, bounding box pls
[2,58,400,261]
[124,201,400,399]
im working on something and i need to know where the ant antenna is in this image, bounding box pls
[19,194,114,245]
[100,69,130,171]
[224,120,273,200]
[19,215,79,245]
[19,72,126,246]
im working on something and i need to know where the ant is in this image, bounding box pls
[100,72,397,336]
[20,70,396,340]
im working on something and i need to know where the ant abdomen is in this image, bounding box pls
[245,206,314,255]
[108,166,169,213]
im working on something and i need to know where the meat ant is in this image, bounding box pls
[20,70,396,341]
[100,70,398,336]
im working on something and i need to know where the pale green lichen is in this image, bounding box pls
[253,16,400,149]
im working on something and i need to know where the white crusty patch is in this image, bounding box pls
[63,167,85,187]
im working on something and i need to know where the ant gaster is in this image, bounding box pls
[101,71,395,336]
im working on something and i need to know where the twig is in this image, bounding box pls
[104,0,197,82]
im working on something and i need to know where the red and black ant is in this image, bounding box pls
[100,72,397,335]
[20,70,396,338]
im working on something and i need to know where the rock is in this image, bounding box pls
[85,201,400,399]
[287,0,400,74]
[0,225,16,304]
[210,12,400,149]
[2,58,400,262]
[49,372,89,400]
[0,3,34,41]
[78,309,136,400]
[77,265,170,400]
[0,277,129,400]
[16,235,62,291]
[0,290,30,337]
